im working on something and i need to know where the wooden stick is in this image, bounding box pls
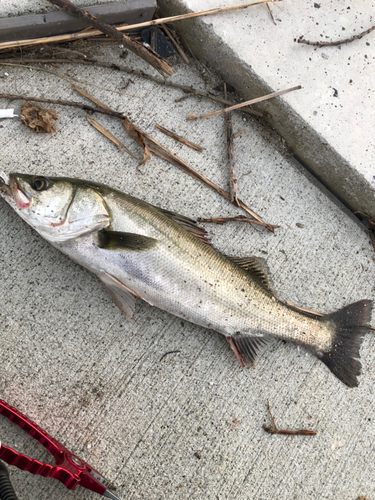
[0,93,124,118]
[187,86,302,120]
[46,0,173,76]
[197,216,279,229]
[263,400,317,436]
[298,25,375,47]
[144,136,274,231]
[223,83,238,205]
[72,84,113,110]
[87,117,136,159]
[0,58,265,118]
[0,0,279,51]
[155,123,204,151]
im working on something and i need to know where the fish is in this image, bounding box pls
[0,172,372,387]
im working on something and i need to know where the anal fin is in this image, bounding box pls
[228,334,271,365]
[98,272,139,319]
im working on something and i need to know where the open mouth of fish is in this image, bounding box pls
[0,172,33,210]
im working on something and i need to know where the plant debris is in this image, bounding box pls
[197,216,279,229]
[297,25,375,47]
[122,118,151,167]
[155,123,204,152]
[0,0,279,51]
[263,400,317,436]
[46,0,173,76]
[87,117,136,159]
[223,83,238,205]
[20,102,58,133]
[187,86,302,120]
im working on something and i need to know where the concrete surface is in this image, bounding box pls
[159,0,375,220]
[0,18,375,500]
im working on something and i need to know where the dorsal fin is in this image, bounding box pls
[157,207,210,245]
[228,255,276,296]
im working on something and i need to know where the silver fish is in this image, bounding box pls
[0,172,372,387]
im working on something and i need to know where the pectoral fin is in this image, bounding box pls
[98,272,139,319]
[97,230,158,251]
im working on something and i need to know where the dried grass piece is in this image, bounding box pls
[122,118,151,167]
[20,102,58,133]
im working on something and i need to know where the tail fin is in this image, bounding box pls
[318,299,373,387]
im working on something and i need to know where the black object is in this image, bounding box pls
[141,26,176,57]
[0,461,18,500]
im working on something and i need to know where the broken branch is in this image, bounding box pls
[298,25,375,47]
[155,123,204,152]
[87,117,136,159]
[144,136,274,231]
[263,400,317,436]
[0,58,265,118]
[46,0,173,76]
[0,93,124,118]
[197,216,279,229]
[223,83,238,205]
[187,86,302,120]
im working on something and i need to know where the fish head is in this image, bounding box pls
[0,172,111,243]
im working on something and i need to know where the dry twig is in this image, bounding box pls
[197,216,279,229]
[0,58,265,118]
[223,83,238,205]
[297,25,375,47]
[0,0,279,51]
[0,93,124,118]
[73,84,113,110]
[263,400,317,436]
[144,136,274,231]
[188,86,302,120]
[266,4,277,25]
[155,123,204,152]
[86,117,136,159]
[46,0,173,76]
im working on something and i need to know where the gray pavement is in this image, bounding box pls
[0,4,374,500]
[159,0,375,219]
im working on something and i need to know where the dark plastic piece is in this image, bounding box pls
[141,26,175,57]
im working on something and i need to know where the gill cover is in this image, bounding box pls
[7,174,111,242]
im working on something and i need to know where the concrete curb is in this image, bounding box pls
[158,0,375,220]
[0,0,156,42]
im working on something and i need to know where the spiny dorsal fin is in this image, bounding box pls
[97,230,158,251]
[228,255,276,297]
[157,207,210,245]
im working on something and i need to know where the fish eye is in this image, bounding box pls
[31,177,49,191]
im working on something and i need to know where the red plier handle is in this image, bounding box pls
[0,400,120,499]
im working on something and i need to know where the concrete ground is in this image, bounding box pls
[0,3,374,500]
[159,0,375,220]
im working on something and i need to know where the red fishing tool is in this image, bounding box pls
[0,399,120,499]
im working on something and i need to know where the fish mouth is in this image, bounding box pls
[0,173,32,210]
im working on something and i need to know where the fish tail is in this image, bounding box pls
[317,299,373,387]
